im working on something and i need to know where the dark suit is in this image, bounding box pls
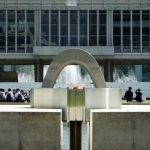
[124,90,133,102]
[135,90,142,102]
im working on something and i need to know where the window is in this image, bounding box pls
[41,10,49,46]
[99,11,106,46]
[51,10,59,46]
[17,10,25,53]
[0,10,6,52]
[80,10,87,46]
[8,10,15,53]
[60,11,68,46]
[113,11,121,52]
[89,11,97,46]
[26,10,34,53]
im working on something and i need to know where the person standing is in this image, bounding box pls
[124,87,133,102]
[135,88,142,102]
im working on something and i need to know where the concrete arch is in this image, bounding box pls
[42,49,107,88]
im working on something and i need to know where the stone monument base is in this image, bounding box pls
[0,105,62,150]
[90,105,150,150]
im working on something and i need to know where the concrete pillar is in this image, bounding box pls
[35,10,41,46]
[135,65,142,82]
[4,65,11,71]
[107,10,113,46]
[104,60,113,82]
[35,59,43,82]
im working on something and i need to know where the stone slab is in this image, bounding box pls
[90,105,150,150]
[0,105,62,150]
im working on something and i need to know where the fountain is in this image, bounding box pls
[44,65,94,88]
[113,68,138,82]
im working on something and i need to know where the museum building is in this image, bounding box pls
[0,0,150,82]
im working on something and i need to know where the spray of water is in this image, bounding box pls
[43,65,94,88]
[18,73,34,82]
[113,68,137,82]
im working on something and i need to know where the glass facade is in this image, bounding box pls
[41,10,49,46]
[113,11,121,53]
[70,10,78,46]
[61,10,68,46]
[99,11,106,46]
[123,11,130,53]
[51,10,58,46]
[26,11,34,52]
[8,10,15,53]
[142,11,150,53]
[0,10,150,53]
[0,10,5,52]
[89,10,97,46]
[113,10,150,53]
[132,10,140,53]
[80,10,87,46]
[17,10,25,53]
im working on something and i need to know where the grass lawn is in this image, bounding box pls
[122,99,150,103]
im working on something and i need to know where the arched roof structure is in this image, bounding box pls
[42,49,107,88]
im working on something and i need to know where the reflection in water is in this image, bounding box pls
[63,123,87,150]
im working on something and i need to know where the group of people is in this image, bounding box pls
[0,88,30,102]
[124,87,143,102]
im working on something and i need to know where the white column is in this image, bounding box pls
[58,10,60,46]
[97,10,99,46]
[107,10,113,46]
[87,10,89,46]
[135,65,142,82]
[49,10,51,46]
[68,10,70,46]
[15,10,17,52]
[140,10,142,53]
[4,65,11,71]
[25,10,27,53]
[35,10,41,46]
[130,10,132,53]
[77,10,79,46]
[6,10,7,53]
[121,10,123,53]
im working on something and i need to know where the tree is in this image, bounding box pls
[114,65,134,75]
[11,65,34,82]
[142,65,150,74]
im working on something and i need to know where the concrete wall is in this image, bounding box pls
[90,109,150,150]
[1,82,150,97]
[0,106,62,150]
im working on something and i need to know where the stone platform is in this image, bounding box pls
[90,105,150,150]
[0,105,150,150]
[0,105,62,150]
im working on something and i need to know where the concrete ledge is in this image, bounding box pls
[0,102,30,105]
[0,105,62,150]
[90,106,150,150]
[123,102,150,105]
[33,46,114,56]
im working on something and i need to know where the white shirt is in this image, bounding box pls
[7,91,14,101]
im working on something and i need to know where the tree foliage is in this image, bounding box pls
[114,65,134,75]
[11,65,34,76]
[142,65,150,74]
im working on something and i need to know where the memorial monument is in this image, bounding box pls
[31,48,122,150]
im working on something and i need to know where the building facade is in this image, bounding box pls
[0,0,150,82]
